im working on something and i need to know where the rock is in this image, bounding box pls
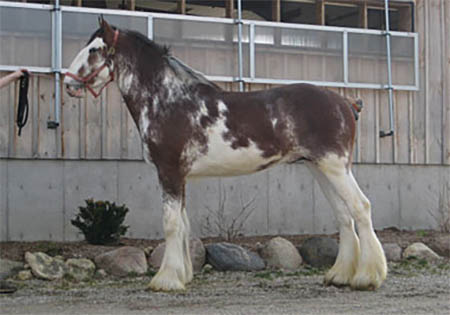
[17,270,33,281]
[65,258,96,281]
[0,258,23,280]
[94,246,147,277]
[382,243,402,262]
[143,246,154,257]
[202,264,213,274]
[148,237,206,273]
[298,237,338,268]
[95,269,107,279]
[25,252,66,280]
[429,235,450,257]
[403,242,441,262]
[205,242,265,271]
[259,237,302,270]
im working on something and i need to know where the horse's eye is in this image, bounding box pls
[89,47,98,54]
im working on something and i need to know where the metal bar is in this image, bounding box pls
[380,0,395,138]
[249,23,255,80]
[0,66,53,73]
[0,1,52,9]
[48,0,61,129]
[237,0,244,91]
[147,15,154,40]
[343,30,348,84]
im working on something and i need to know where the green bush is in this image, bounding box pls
[71,199,129,245]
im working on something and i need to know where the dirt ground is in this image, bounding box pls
[1,229,449,315]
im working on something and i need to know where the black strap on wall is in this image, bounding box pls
[16,71,29,136]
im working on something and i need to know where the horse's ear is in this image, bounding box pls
[98,15,104,28]
[98,16,115,46]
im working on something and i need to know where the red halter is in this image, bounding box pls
[66,30,119,98]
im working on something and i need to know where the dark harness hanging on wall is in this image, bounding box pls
[16,71,29,136]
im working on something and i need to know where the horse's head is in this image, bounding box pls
[64,16,119,98]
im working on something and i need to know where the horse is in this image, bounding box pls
[64,17,387,292]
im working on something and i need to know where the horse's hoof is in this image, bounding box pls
[350,272,384,291]
[147,274,186,292]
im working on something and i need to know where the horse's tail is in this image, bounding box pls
[349,99,363,121]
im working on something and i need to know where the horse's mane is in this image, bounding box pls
[165,56,222,91]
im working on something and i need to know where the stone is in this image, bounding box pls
[0,258,23,280]
[259,237,302,270]
[95,269,107,278]
[298,237,338,268]
[382,243,402,262]
[65,258,96,281]
[25,252,66,280]
[94,246,147,277]
[148,237,206,273]
[429,235,450,257]
[17,270,33,281]
[205,242,265,271]
[403,242,441,262]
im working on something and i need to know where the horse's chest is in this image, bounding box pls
[186,117,282,177]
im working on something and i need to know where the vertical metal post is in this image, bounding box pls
[48,0,61,129]
[343,30,348,85]
[380,0,394,137]
[237,0,244,91]
[249,23,255,80]
[147,15,154,40]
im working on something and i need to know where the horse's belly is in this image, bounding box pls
[187,121,282,177]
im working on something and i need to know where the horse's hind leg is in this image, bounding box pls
[314,154,387,290]
[306,161,360,287]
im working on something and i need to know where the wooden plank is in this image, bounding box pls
[177,0,186,15]
[84,92,102,159]
[61,74,81,159]
[378,90,394,163]
[0,72,11,158]
[359,2,368,28]
[358,89,377,163]
[272,0,281,22]
[36,75,58,159]
[427,0,444,164]
[443,0,450,164]
[316,0,325,25]
[394,92,410,164]
[412,0,427,164]
[103,85,122,159]
[225,0,234,19]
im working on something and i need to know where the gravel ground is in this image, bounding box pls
[1,260,449,315]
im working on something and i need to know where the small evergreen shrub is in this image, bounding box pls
[71,199,129,245]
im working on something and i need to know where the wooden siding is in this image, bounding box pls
[0,0,448,165]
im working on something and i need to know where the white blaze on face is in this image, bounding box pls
[64,37,109,88]
[140,106,150,139]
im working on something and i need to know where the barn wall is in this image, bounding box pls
[0,0,449,241]
[1,1,448,165]
[0,159,446,242]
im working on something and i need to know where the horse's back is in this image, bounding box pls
[186,83,355,177]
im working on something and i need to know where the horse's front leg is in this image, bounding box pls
[149,186,192,291]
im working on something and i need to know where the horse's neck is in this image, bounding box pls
[115,58,188,129]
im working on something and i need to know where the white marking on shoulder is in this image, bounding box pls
[217,100,228,115]
[139,106,150,139]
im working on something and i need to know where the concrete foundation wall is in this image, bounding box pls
[0,159,448,242]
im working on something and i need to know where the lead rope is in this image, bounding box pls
[16,71,29,136]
